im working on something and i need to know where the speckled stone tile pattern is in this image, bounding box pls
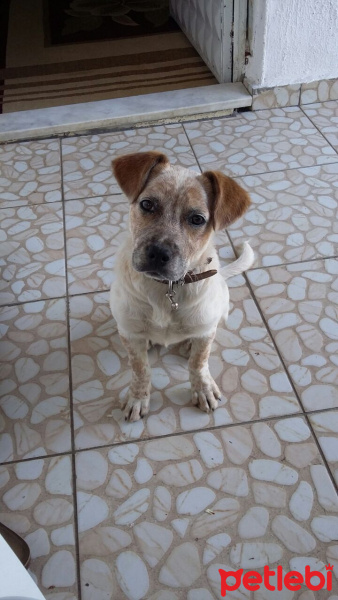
[303,100,338,152]
[251,84,301,110]
[247,258,338,413]
[0,139,62,208]
[184,107,338,177]
[0,299,71,464]
[65,195,128,295]
[75,417,338,599]
[0,456,77,600]
[1,105,338,599]
[301,79,338,105]
[227,163,338,268]
[0,202,66,306]
[61,124,200,200]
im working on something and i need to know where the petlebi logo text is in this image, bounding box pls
[219,564,333,596]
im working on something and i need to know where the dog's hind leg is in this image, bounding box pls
[189,332,221,413]
[119,335,151,422]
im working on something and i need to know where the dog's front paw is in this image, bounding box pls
[191,375,221,413]
[122,395,150,422]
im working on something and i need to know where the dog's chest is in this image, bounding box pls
[111,271,228,345]
[146,317,207,346]
[146,312,190,346]
[144,293,222,346]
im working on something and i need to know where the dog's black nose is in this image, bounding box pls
[146,243,171,267]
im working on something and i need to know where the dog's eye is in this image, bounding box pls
[140,199,154,212]
[189,214,206,226]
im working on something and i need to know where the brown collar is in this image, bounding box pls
[156,269,218,285]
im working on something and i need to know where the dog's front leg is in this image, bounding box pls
[119,335,151,422]
[189,333,221,413]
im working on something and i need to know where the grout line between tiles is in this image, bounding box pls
[0,294,67,308]
[6,154,338,210]
[3,252,333,310]
[226,232,305,414]
[64,191,123,202]
[182,110,338,179]
[60,137,82,600]
[71,409,302,454]
[304,413,338,495]
[182,121,204,172]
[238,253,338,272]
[245,270,305,412]
[300,105,338,156]
[232,160,338,181]
[2,403,338,468]
[5,243,337,311]
[0,449,72,468]
[0,192,124,212]
[232,160,338,182]
[2,151,338,207]
[227,159,338,180]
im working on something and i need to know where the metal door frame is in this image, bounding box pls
[170,0,248,83]
[232,0,248,82]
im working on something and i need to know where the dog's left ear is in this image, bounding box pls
[112,151,170,202]
[198,170,251,230]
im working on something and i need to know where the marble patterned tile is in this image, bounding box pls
[69,267,300,451]
[309,410,338,486]
[75,416,338,599]
[184,107,338,177]
[301,79,338,105]
[227,163,338,268]
[61,124,199,200]
[0,139,61,208]
[248,258,338,412]
[251,84,300,110]
[65,195,128,295]
[0,298,71,463]
[0,202,66,306]
[0,455,77,600]
[303,100,338,152]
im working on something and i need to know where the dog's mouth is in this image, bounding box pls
[144,270,166,280]
[143,269,185,282]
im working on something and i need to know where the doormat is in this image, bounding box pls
[0,0,217,113]
[46,0,180,44]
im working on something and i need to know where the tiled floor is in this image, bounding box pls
[1,102,338,600]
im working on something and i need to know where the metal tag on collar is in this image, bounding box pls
[166,281,178,310]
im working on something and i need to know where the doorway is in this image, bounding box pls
[0,0,248,114]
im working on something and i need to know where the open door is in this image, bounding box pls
[170,0,247,83]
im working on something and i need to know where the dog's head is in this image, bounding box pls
[112,151,250,281]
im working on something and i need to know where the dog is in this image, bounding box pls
[109,151,254,421]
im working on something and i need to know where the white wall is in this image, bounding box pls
[246,0,338,88]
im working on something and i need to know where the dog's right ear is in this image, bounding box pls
[112,151,170,202]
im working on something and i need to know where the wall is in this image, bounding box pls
[245,0,338,88]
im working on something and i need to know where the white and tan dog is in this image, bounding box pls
[109,151,254,421]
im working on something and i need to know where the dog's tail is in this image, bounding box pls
[220,241,255,280]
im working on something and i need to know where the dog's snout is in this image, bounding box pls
[132,239,184,279]
[146,243,172,266]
